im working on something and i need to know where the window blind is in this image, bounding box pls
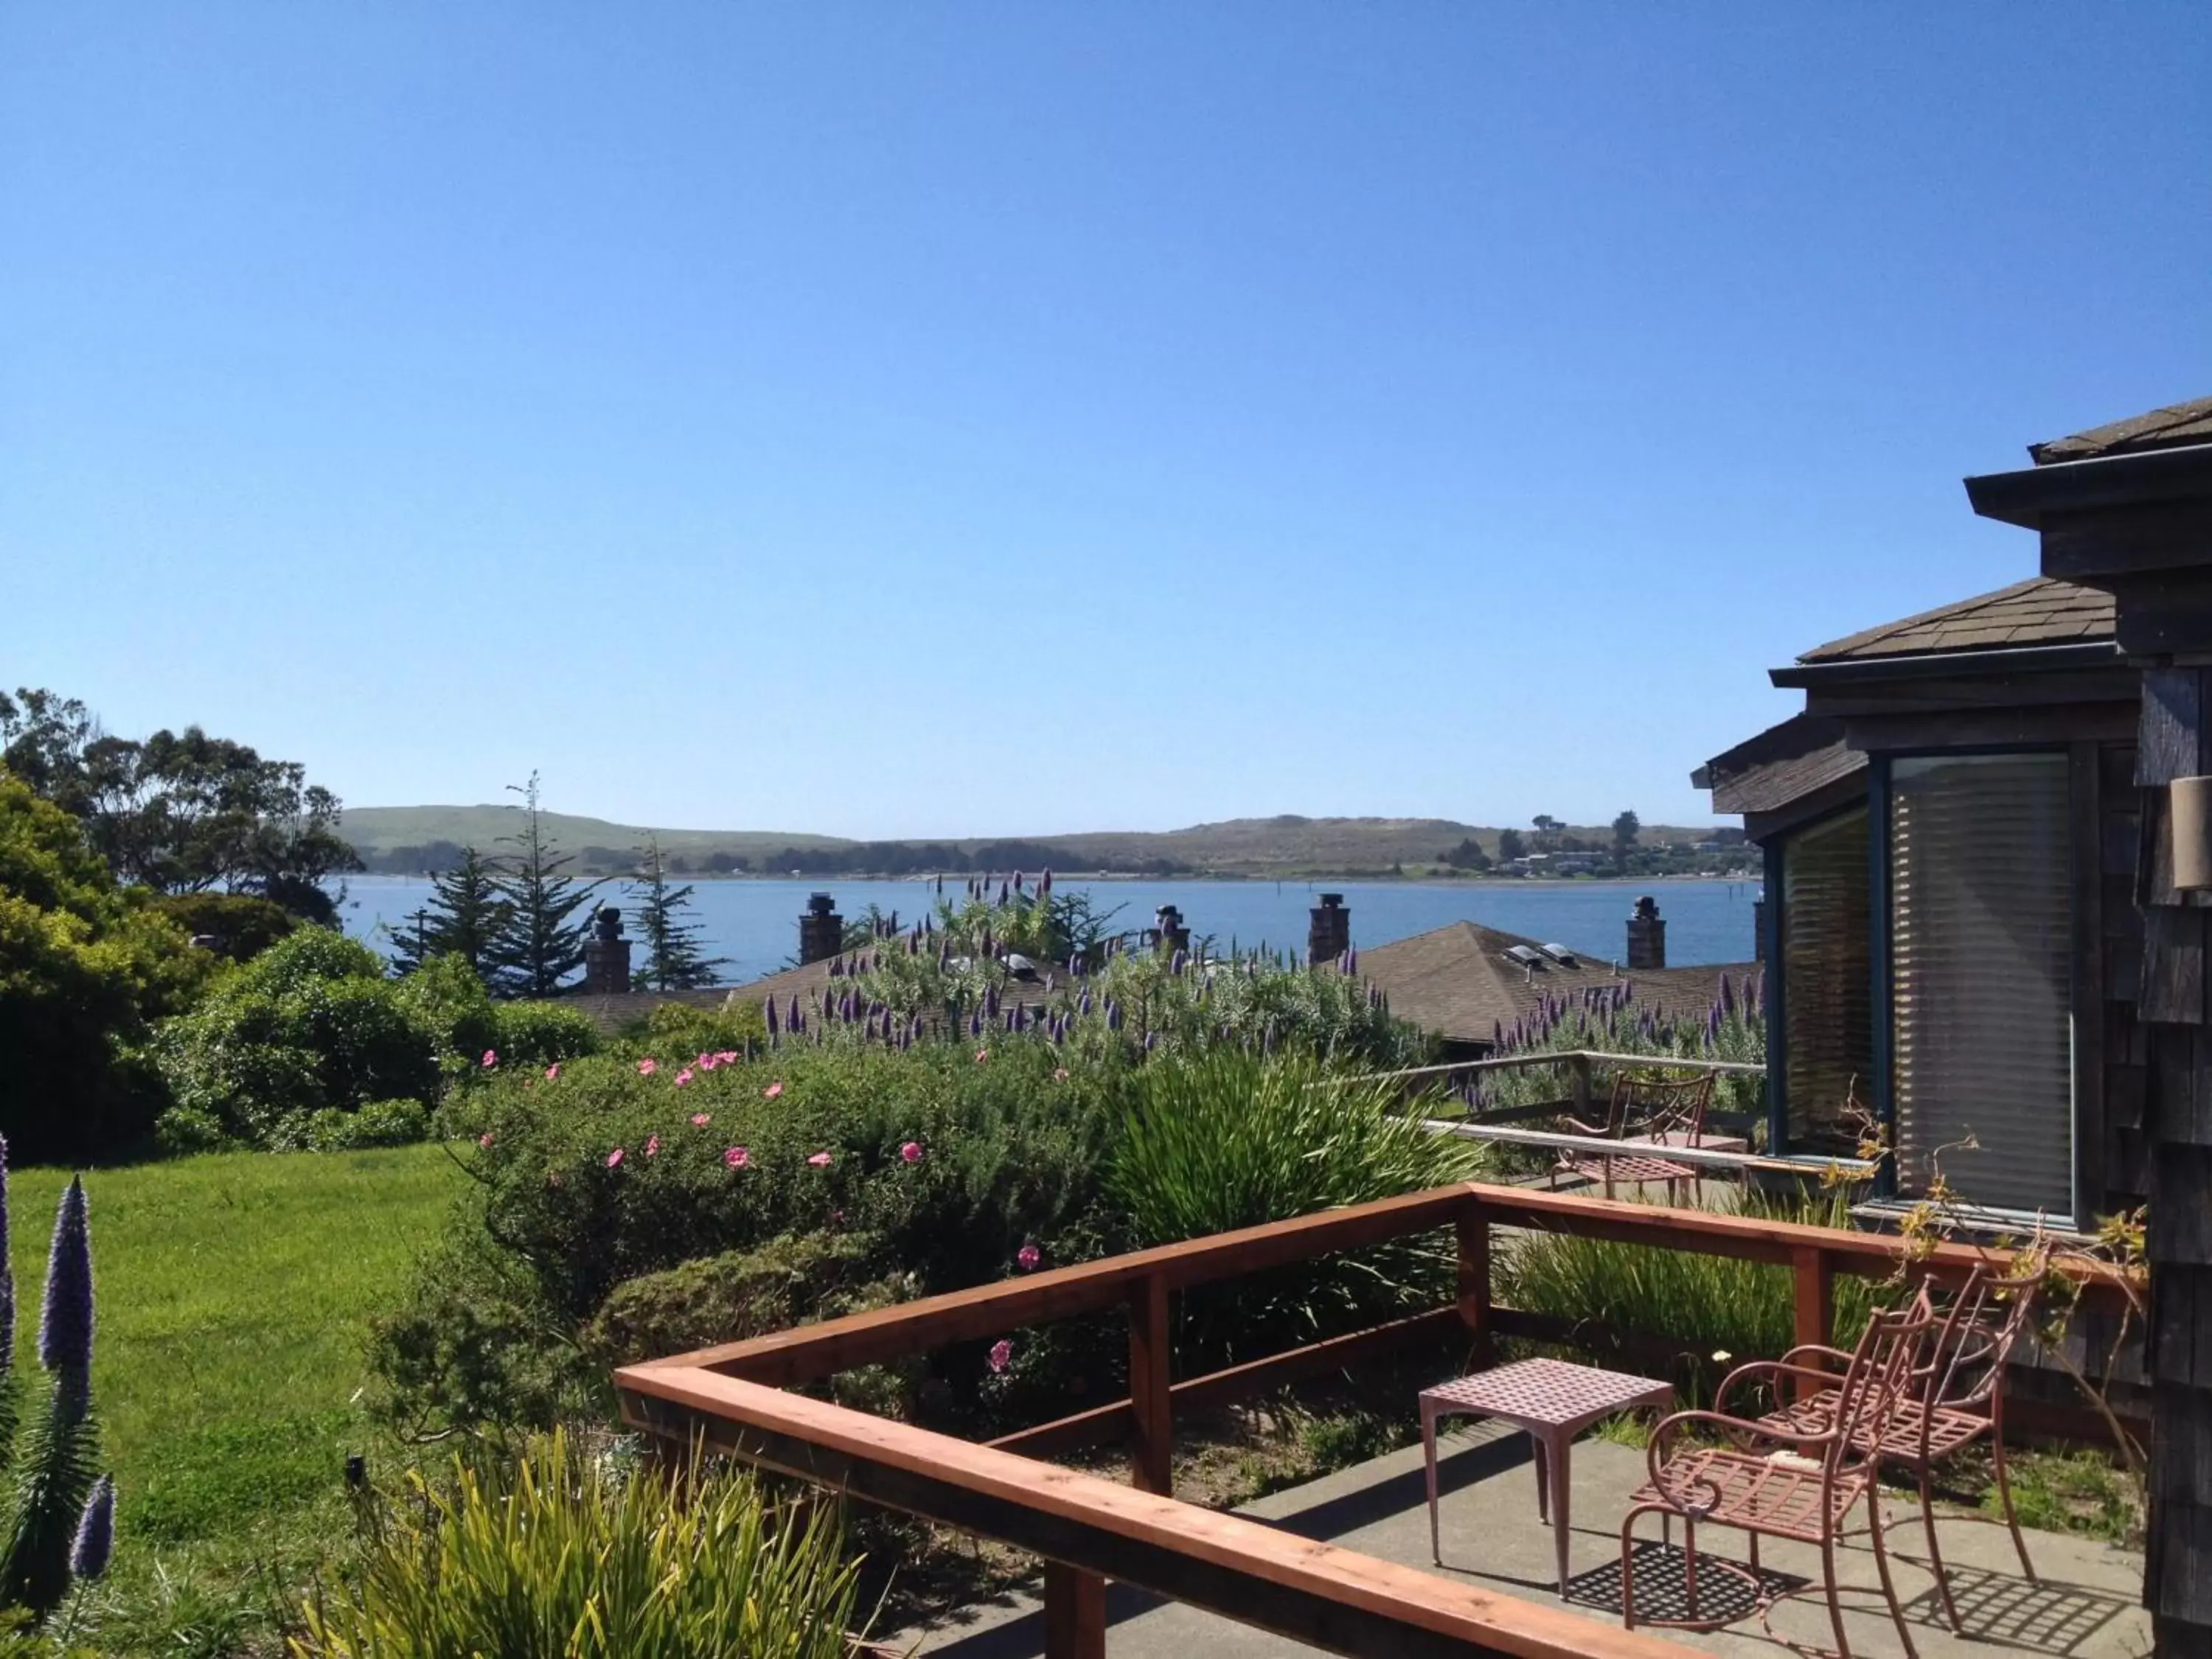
[1889,753,2073,1219]
[1781,808,1872,1153]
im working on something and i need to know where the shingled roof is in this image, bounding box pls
[2028,395,2212,465]
[1358,919,1752,1050]
[1797,577,2113,664]
[1695,714,1864,815]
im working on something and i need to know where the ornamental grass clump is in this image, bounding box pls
[0,1147,116,1623]
[1109,1050,1486,1366]
[296,1429,863,1659]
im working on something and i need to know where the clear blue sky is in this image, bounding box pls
[4,6,2207,839]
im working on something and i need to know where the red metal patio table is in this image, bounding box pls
[1422,1357,1674,1596]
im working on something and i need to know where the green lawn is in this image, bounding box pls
[5,1147,463,1562]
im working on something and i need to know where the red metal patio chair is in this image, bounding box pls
[1554,1070,1717,1203]
[1745,1264,2042,1632]
[1621,1287,1937,1659]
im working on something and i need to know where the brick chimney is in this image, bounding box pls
[1307,893,1350,965]
[582,905,632,993]
[1626,894,1666,970]
[799,893,844,965]
[1151,904,1191,956]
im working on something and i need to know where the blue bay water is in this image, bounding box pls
[340,874,1760,984]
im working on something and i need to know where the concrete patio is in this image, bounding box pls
[894,1422,2150,1659]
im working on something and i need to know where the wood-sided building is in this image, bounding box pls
[1702,394,2212,1650]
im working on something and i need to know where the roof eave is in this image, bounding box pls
[1964,441,2212,530]
[1770,639,2122,689]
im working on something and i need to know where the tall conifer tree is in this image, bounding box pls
[487,773,597,998]
[628,835,728,990]
[384,848,509,978]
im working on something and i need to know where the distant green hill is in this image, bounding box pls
[339,806,1727,879]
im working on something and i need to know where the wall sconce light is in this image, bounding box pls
[2172,776,2212,893]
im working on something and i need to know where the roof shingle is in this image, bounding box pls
[1798,577,2113,665]
[2028,395,2212,465]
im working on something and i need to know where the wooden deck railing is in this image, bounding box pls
[616,1180,2132,1659]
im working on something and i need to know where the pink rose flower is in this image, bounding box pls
[545,1064,560,1082]
[988,1338,1013,1374]
[606,1147,625,1168]
[478,1132,495,1150]
[763,1081,785,1100]
[675,1068,694,1087]
[691,1112,711,1127]
[900,1141,923,1164]
[644,1134,660,1158]
[481,1049,498,1068]
[807,1151,832,1167]
[717,1050,740,1064]
[725,1146,750,1169]
[638,1059,658,1077]
[1017,1243,1041,1273]
[974,1047,990,1064]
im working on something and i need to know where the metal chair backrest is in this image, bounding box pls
[1603,1070,1717,1144]
[1829,1286,1939,1478]
[1923,1265,2039,1412]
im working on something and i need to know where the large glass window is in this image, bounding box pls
[1780,808,1872,1155]
[1888,753,2073,1219]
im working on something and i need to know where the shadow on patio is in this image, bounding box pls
[898,1425,2148,1659]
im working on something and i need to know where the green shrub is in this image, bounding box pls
[467,1040,1122,1324]
[0,768,212,1161]
[154,929,439,1147]
[640,997,768,1057]
[1494,1186,1883,1405]
[308,1099,430,1150]
[490,999,602,1068]
[1108,1051,1486,1365]
[146,891,297,962]
[296,1430,863,1659]
[369,1237,597,1440]
[582,1231,905,1365]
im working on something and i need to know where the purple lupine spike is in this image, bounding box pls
[1144,1031,1158,1051]
[969,1009,982,1037]
[1079,989,1092,1016]
[766,999,779,1035]
[40,1175,93,1380]
[1012,871,1023,892]
[1720,975,1737,1018]
[998,882,1009,905]
[1040,869,1052,894]
[1169,949,1186,975]
[70,1474,114,1582]
[1346,946,1357,974]
[1106,999,1123,1032]
[985,984,1000,1017]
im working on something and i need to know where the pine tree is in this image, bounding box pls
[487,773,597,998]
[629,835,728,990]
[384,848,510,978]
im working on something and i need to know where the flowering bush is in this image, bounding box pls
[460,1040,1123,1325]
[1468,971,1766,1120]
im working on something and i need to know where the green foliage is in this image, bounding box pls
[486,774,598,998]
[1992,1447,2140,1545]
[1494,1186,1882,1406]
[637,998,766,1057]
[627,838,727,991]
[154,930,440,1148]
[381,849,507,980]
[0,768,212,1161]
[1109,1051,1485,1364]
[295,1430,863,1659]
[0,688,360,925]
[583,1232,914,1368]
[145,893,296,963]
[486,1001,601,1071]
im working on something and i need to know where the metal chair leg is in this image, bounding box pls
[1867,1491,1920,1659]
[1990,1430,2038,1584]
[1821,1535,1852,1659]
[1917,1468,1961,1632]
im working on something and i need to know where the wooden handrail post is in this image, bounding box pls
[1456,1203,1493,1368]
[1128,1273,1172,1495]
[1791,1246,1834,1402]
[1568,1053,1593,1119]
[1044,1560,1106,1659]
